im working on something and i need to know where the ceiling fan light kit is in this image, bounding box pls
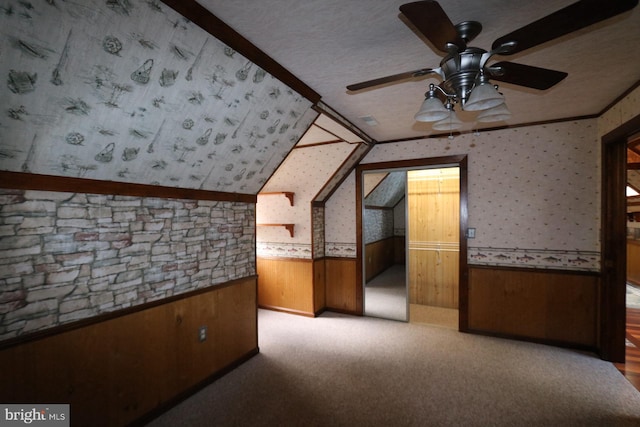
[477,103,512,123]
[347,0,638,128]
[414,86,450,122]
[432,114,463,131]
[462,75,505,112]
[432,100,462,131]
[414,77,508,124]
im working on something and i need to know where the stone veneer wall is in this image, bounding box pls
[0,189,255,341]
[312,206,325,259]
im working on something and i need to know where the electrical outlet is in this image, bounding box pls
[467,228,476,239]
[198,325,207,342]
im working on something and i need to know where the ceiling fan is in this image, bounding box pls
[346,0,638,128]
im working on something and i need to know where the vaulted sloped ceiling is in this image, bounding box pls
[0,0,317,195]
[365,172,406,208]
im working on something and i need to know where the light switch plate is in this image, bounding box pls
[198,325,207,342]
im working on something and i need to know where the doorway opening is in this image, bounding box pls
[407,167,460,329]
[362,170,407,321]
[623,132,640,388]
[356,155,468,330]
[601,116,640,362]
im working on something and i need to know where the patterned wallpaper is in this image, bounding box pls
[363,209,394,244]
[327,120,602,270]
[363,171,403,244]
[325,171,357,258]
[0,0,316,194]
[364,171,405,208]
[314,142,371,203]
[256,142,355,258]
[394,200,406,236]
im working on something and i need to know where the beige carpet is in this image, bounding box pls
[147,309,640,427]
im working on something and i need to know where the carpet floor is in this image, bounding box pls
[147,309,640,427]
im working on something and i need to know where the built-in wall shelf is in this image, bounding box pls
[257,223,295,237]
[259,191,295,206]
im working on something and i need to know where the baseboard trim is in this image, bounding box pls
[259,304,315,318]
[465,328,598,354]
[0,276,258,350]
[130,347,260,426]
[325,307,361,317]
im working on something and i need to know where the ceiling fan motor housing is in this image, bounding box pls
[346,0,639,121]
[440,47,487,109]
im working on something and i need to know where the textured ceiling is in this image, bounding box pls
[198,0,640,142]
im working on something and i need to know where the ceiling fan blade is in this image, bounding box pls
[488,61,568,90]
[399,1,466,52]
[346,68,436,91]
[492,0,638,55]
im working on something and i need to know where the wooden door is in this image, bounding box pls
[408,168,459,308]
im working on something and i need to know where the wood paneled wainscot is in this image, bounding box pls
[394,236,406,265]
[257,257,354,316]
[257,257,315,316]
[314,258,327,315]
[325,258,358,314]
[0,277,258,427]
[365,237,396,282]
[468,266,598,348]
[628,239,640,286]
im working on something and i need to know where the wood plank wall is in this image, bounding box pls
[409,249,459,308]
[407,169,459,309]
[257,257,358,316]
[314,258,327,315]
[257,257,314,316]
[325,258,358,314]
[0,277,258,427]
[394,236,406,265]
[468,266,598,348]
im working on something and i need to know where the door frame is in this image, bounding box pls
[356,155,469,330]
[361,169,410,321]
[601,114,640,362]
